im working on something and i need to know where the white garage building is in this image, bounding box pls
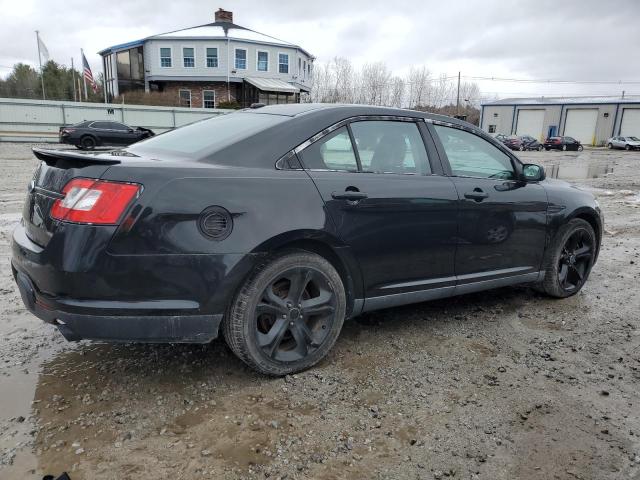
[480,96,640,146]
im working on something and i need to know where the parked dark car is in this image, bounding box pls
[517,135,544,151]
[59,120,155,149]
[494,133,509,143]
[13,104,603,375]
[502,135,523,151]
[544,136,584,151]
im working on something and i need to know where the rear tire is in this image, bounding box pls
[607,143,613,149]
[223,251,346,376]
[562,145,567,151]
[80,136,96,150]
[538,219,596,298]
[578,145,584,151]
[625,144,631,151]
[537,145,543,151]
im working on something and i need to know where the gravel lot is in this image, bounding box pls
[1,142,639,480]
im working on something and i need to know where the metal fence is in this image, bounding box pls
[0,97,231,142]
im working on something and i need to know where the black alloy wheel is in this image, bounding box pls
[80,136,96,150]
[255,266,337,362]
[538,218,596,298]
[224,251,346,375]
[557,229,594,293]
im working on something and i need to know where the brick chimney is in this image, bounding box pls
[215,8,233,23]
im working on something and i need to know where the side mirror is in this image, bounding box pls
[523,164,545,181]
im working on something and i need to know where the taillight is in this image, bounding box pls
[62,128,75,134]
[50,178,141,225]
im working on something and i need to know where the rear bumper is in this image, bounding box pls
[11,221,260,343]
[13,265,222,343]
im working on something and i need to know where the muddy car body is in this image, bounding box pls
[12,104,603,375]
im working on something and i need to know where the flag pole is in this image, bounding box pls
[35,30,45,100]
[71,57,77,102]
[81,48,88,101]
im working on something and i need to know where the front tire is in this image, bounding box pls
[562,145,568,151]
[537,145,544,151]
[223,251,346,376]
[538,219,596,298]
[607,143,613,149]
[625,144,631,151]
[578,145,584,151]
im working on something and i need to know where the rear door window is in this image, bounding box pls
[298,127,358,171]
[434,125,515,180]
[350,120,431,175]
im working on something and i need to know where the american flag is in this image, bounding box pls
[81,50,98,93]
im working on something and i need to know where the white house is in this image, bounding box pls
[99,8,314,107]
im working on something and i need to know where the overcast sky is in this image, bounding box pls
[1,0,639,100]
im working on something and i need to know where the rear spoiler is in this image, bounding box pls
[32,148,124,166]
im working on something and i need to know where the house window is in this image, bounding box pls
[278,53,289,74]
[203,90,215,108]
[298,58,301,74]
[303,61,306,79]
[183,48,195,68]
[307,63,311,77]
[235,49,247,69]
[179,89,191,108]
[257,51,268,72]
[160,47,172,67]
[206,48,218,68]
[488,125,497,133]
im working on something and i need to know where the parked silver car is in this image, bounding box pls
[607,136,640,150]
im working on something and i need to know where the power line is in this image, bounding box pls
[465,75,640,85]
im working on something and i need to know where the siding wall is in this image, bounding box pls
[482,102,640,146]
[144,39,313,90]
[0,97,230,142]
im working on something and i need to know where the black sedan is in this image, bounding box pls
[518,135,544,151]
[544,136,584,151]
[12,104,603,375]
[59,120,154,149]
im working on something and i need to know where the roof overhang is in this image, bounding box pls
[244,77,299,93]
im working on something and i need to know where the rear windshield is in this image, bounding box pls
[127,112,288,159]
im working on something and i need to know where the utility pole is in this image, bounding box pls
[35,30,45,100]
[71,57,77,102]
[456,71,461,116]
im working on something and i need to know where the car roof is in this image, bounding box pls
[246,103,469,126]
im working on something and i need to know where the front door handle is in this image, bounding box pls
[464,189,489,201]
[331,191,368,201]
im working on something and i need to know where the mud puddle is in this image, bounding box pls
[547,162,614,179]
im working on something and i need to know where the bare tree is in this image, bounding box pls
[406,66,431,109]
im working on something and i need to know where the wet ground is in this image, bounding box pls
[1,143,639,479]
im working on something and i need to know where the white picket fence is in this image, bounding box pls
[0,97,231,142]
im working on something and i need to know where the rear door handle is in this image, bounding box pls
[464,190,489,201]
[331,191,368,201]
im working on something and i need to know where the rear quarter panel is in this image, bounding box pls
[104,165,334,255]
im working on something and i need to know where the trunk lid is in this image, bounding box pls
[23,149,123,247]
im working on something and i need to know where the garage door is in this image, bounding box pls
[516,109,545,140]
[564,109,598,145]
[620,108,640,136]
